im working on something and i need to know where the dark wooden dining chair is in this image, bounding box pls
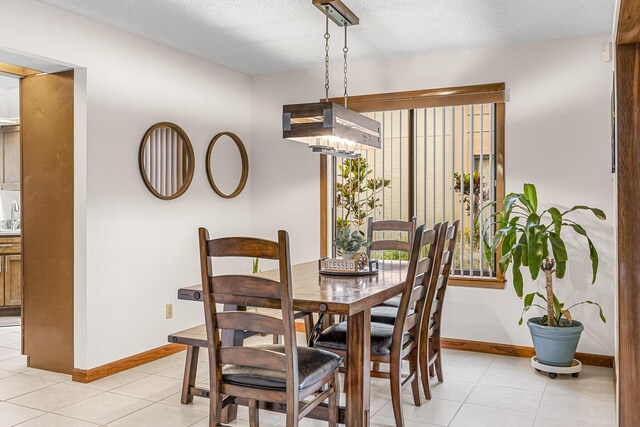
[198,228,341,427]
[366,216,417,260]
[314,223,440,427]
[420,220,459,400]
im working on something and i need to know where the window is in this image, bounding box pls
[321,84,506,288]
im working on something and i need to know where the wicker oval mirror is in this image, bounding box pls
[139,122,195,200]
[206,132,248,199]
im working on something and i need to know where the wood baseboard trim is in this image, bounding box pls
[72,343,187,383]
[441,337,614,368]
[295,320,306,333]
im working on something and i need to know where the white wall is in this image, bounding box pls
[0,87,19,118]
[0,0,253,369]
[251,34,616,356]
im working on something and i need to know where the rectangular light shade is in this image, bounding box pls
[282,101,381,153]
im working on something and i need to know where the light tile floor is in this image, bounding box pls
[0,326,615,426]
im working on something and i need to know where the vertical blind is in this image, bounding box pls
[333,104,497,278]
[143,127,187,197]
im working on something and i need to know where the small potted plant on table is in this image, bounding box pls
[480,183,606,372]
[334,226,370,259]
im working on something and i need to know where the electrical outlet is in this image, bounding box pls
[165,303,173,319]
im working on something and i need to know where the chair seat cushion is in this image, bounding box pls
[370,306,414,325]
[222,345,341,391]
[382,295,401,307]
[314,321,408,356]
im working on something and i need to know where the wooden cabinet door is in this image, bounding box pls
[4,255,21,306]
[1,126,20,191]
[0,256,4,306]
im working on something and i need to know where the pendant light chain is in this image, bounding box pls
[324,12,330,102]
[343,24,349,108]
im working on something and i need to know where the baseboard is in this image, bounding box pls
[71,331,612,384]
[295,320,306,333]
[440,337,614,368]
[72,343,186,383]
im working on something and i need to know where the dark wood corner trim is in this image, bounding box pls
[441,337,614,368]
[72,343,186,383]
[615,3,640,421]
[617,0,640,45]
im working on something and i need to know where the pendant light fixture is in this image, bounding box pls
[282,0,381,159]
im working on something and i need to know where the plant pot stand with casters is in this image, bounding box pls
[531,356,582,379]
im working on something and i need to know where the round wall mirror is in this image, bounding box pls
[139,122,195,200]
[206,132,248,199]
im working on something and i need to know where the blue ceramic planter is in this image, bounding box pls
[527,317,584,367]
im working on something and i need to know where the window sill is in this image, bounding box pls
[449,276,506,289]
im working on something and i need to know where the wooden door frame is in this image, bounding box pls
[616,1,640,425]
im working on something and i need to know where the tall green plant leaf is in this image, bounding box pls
[566,300,607,323]
[548,207,563,235]
[562,206,607,220]
[512,245,524,297]
[519,292,537,325]
[548,232,568,263]
[565,222,599,284]
[523,183,538,213]
[555,261,566,279]
[525,215,543,279]
[518,233,529,267]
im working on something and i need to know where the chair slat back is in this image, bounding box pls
[211,275,282,301]
[424,221,459,336]
[198,228,298,389]
[216,311,285,336]
[392,223,440,343]
[366,217,417,259]
[219,347,286,371]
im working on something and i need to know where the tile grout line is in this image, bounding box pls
[0,375,67,403]
[533,369,550,424]
[445,353,497,426]
[83,395,157,426]
[4,385,108,414]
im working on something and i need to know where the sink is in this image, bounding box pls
[0,219,20,233]
[0,229,20,234]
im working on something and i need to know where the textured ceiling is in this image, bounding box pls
[40,0,614,75]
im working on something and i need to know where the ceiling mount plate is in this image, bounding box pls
[313,0,359,26]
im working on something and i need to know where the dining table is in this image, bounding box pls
[177,260,408,427]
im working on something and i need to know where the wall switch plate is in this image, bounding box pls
[166,303,173,319]
[602,42,612,63]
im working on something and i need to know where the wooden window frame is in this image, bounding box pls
[320,83,506,289]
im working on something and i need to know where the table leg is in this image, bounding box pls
[220,304,246,423]
[346,309,371,427]
[180,346,199,404]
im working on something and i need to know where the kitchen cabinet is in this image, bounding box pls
[0,236,21,308]
[4,255,22,306]
[0,125,20,191]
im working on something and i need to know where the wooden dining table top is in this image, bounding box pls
[178,260,408,316]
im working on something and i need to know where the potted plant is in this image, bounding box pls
[480,183,606,367]
[334,226,370,259]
